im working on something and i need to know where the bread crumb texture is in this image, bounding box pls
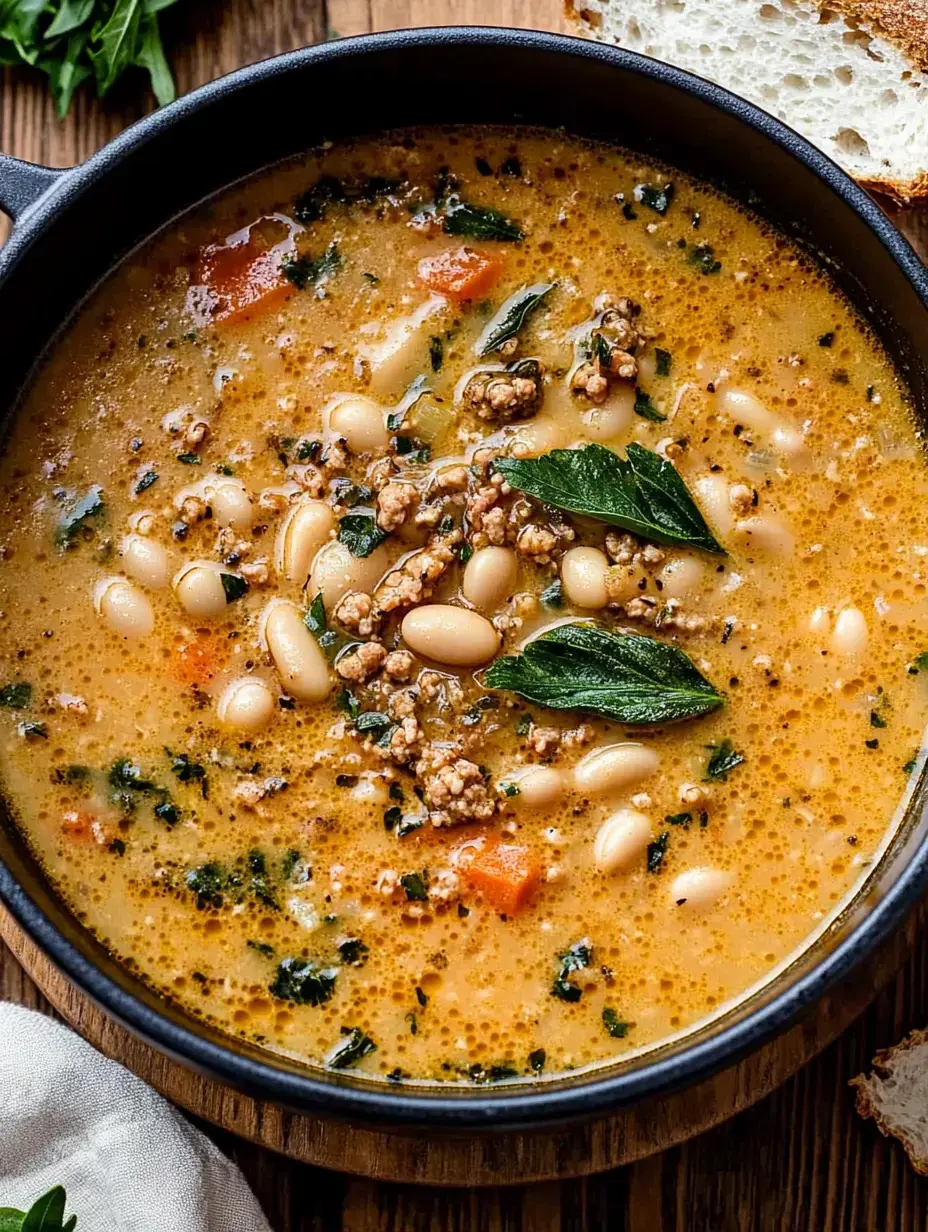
[851,1027,928,1173]
[571,0,928,202]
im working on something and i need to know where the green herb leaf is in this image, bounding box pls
[688,244,722,275]
[0,682,32,709]
[21,1184,76,1232]
[89,0,142,96]
[498,781,520,798]
[704,739,745,781]
[108,758,155,792]
[42,28,93,118]
[177,452,200,465]
[55,485,105,548]
[304,592,327,638]
[167,751,207,786]
[494,443,725,553]
[485,624,723,725]
[647,831,669,873]
[539,578,563,608]
[281,242,342,293]
[337,937,369,966]
[247,848,279,911]
[429,335,444,371]
[400,871,428,901]
[666,811,693,828]
[634,388,666,422]
[551,938,592,1002]
[185,862,226,909]
[442,198,523,242]
[134,469,158,494]
[655,347,672,376]
[474,282,555,357]
[529,1048,546,1073]
[17,721,48,740]
[636,182,674,214]
[219,572,248,603]
[328,1026,377,1069]
[270,957,337,1005]
[602,1007,630,1038]
[338,513,389,558]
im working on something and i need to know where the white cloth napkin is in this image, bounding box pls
[0,1002,272,1231]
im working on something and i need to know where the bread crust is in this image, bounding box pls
[851,1027,928,1173]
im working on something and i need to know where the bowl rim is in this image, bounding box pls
[2,24,928,1131]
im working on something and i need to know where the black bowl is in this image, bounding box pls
[1,27,927,1131]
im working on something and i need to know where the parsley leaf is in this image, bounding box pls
[0,682,32,709]
[327,1026,377,1069]
[485,624,723,725]
[634,388,666,422]
[704,739,745,781]
[270,958,337,1006]
[55,484,105,548]
[602,1007,630,1038]
[337,513,389,558]
[442,198,523,242]
[551,938,593,1002]
[474,282,555,357]
[280,241,342,293]
[494,443,725,553]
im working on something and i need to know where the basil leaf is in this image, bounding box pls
[304,592,327,638]
[443,198,523,242]
[338,513,388,558]
[133,12,173,106]
[495,443,725,554]
[220,572,248,603]
[328,1026,377,1069]
[484,624,723,725]
[281,242,341,292]
[634,388,666,422]
[474,282,555,357]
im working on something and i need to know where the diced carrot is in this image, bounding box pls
[172,635,217,686]
[61,811,96,841]
[195,219,292,325]
[465,841,541,914]
[418,247,503,304]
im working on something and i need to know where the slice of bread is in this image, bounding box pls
[569,0,928,203]
[851,1027,928,1172]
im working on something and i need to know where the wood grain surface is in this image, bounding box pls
[3,1,928,1227]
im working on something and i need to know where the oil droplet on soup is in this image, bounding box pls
[1,127,926,1085]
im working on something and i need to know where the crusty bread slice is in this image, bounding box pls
[851,1027,928,1172]
[569,0,928,203]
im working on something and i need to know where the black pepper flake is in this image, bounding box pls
[865,738,879,749]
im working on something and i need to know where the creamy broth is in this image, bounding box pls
[1,127,926,1084]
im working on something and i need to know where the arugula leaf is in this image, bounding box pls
[474,282,555,357]
[485,624,723,725]
[704,739,745,781]
[338,513,388,558]
[634,388,666,422]
[132,12,172,106]
[42,28,92,116]
[89,0,142,95]
[328,1026,377,1069]
[46,0,94,37]
[494,443,724,553]
[270,957,337,1006]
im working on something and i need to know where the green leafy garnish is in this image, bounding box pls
[647,831,669,873]
[485,624,723,725]
[55,485,105,548]
[688,244,722,275]
[220,572,248,603]
[107,758,155,793]
[909,651,928,674]
[167,751,207,790]
[655,347,672,376]
[400,871,428,901]
[666,811,693,828]
[247,849,279,911]
[280,242,342,293]
[443,198,523,242]
[494,443,724,553]
[474,282,555,357]
[16,720,46,739]
[337,937,369,966]
[529,1048,547,1073]
[0,682,32,709]
[270,957,337,1006]
[551,938,592,1002]
[185,863,226,910]
[177,452,200,465]
[327,1026,377,1069]
[134,469,158,494]
[539,578,563,608]
[304,592,327,638]
[498,781,520,798]
[247,940,275,958]
[429,335,444,371]
[636,182,674,214]
[634,388,666,422]
[0,1183,77,1231]
[338,513,389,558]
[704,739,745,781]
[602,1007,630,1038]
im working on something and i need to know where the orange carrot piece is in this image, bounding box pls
[172,636,217,686]
[465,842,541,914]
[61,811,96,841]
[196,229,290,325]
[418,247,503,304]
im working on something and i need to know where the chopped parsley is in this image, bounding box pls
[602,1007,630,1038]
[0,682,32,709]
[551,938,593,1002]
[647,831,669,873]
[270,957,337,1006]
[400,871,429,902]
[704,739,746,781]
[328,1026,377,1069]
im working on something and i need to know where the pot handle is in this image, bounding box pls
[0,154,66,225]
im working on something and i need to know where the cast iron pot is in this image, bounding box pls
[1,27,927,1132]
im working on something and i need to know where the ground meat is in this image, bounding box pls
[526,725,562,757]
[415,742,497,827]
[376,481,418,532]
[337,641,387,683]
[464,472,532,549]
[431,465,470,495]
[367,456,398,491]
[572,299,643,402]
[381,716,425,765]
[383,650,415,681]
[179,495,208,525]
[239,558,270,585]
[624,595,708,633]
[285,463,326,497]
[417,670,464,709]
[321,440,350,471]
[414,503,444,528]
[605,530,664,566]
[516,522,575,562]
[387,687,419,721]
[372,531,460,617]
[428,868,460,905]
[334,590,380,637]
[729,483,755,516]
[462,360,544,423]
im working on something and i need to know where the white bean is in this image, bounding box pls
[574,743,660,796]
[593,809,652,874]
[694,473,735,536]
[262,599,332,702]
[509,766,564,808]
[604,563,647,606]
[506,416,569,458]
[580,384,635,440]
[120,534,170,589]
[363,296,444,396]
[734,515,794,556]
[207,479,254,531]
[401,604,500,667]
[659,555,706,600]
[670,866,732,910]
[716,387,776,433]
[808,606,832,636]
[561,546,610,609]
[831,606,868,656]
[217,676,275,732]
[463,546,518,612]
[174,562,243,619]
[309,540,389,611]
[94,577,154,639]
[275,500,336,584]
[328,395,389,454]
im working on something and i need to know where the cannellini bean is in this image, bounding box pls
[94,577,153,639]
[716,387,776,433]
[574,743,660,796]
[770,422,807,457]
[604,562,647,606]
[593,809,652,874]
[658,555,706,599]
[463,546,518,611]
[327,395,390,454]
[808,606,832,636]
[561,546,610,609]
[120,534,170,589]
[363,295,445,396]
[275,500,336,584]
[734,515,794,556]
[261,599,332,702]
[509,766,565,808]
[694,473,735,536]
[831,606,868,656]
[217,676,275,732]
[670,866,732,910]
[174,562,243,619]
[401,604,500,667]
[580,384,635,440]
[506,416,569,457]
[209,479,254,530]
[309,540,389,610]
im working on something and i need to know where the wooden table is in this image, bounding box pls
[3,2,928,1227]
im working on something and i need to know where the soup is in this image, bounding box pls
[0,127,926,1084]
